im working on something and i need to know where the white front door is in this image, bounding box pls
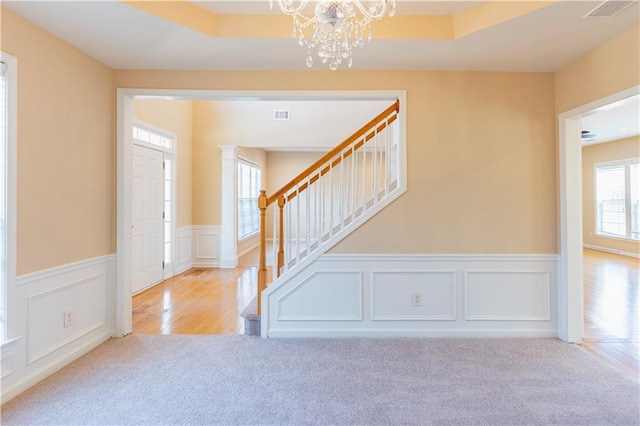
[132,144,164,293]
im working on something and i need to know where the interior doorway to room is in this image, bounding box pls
[578,95,640,377]
[558,85,639,344]
[116,90,407,337]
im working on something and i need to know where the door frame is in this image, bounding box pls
[116,89,407,336]
[132,119,178,281]
[557,84,640,343]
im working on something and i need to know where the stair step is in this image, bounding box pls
[240,297,261,336]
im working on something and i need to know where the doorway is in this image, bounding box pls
[558,85,640,343]
[131,121,177,294]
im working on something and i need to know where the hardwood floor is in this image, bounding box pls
[132,266,258,335]
[580,248,639,381]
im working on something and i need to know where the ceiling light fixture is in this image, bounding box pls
[270,0,396,70]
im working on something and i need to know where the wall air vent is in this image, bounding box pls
[584,0,634,17]
[274,110,290,120]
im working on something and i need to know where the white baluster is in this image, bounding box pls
[339,150,344,231]
[306,177,310,256]
[296,184,301,263]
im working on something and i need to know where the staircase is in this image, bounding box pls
[243,100,403,336]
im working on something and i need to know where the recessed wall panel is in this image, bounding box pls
[371,271,455,320]
[278,271,362,320]
[465,271,550,320]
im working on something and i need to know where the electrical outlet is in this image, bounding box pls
[411,293,423,307]
[63,310,74,328]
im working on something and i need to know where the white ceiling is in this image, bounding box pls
[193,0,481,15]
[581,95,640,146]
[3,1,639,71]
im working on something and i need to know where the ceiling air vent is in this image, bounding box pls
[274,110,290,120]
[584,0,634,17]
[582,130,597,141]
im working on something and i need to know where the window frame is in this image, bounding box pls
[593,157,640,242]
[237,158,261,241]
[1,52,18,344]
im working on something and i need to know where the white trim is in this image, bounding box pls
[322,253,559,262]
[1,52,17,343]
[267,329,558,338]
[220,145,239,268]
[583,244,640,259]
[558,84,640,343]
[263,253,557,338]
[593,233,639,243]
[117,89,407,336]
[16,255,116,287]
[237,242,259,259]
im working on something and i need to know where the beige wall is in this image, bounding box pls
[132,100,193,227]
[191,101,222,225]
[237,147,267,255]
[555,25,640,113]
[582,136,640,255]
[265,151,324,239]
[115,70,558,254]
[2,8,114,275]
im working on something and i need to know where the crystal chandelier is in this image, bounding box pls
[270,0,396,70]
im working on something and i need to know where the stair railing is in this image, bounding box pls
[257,99,400,314]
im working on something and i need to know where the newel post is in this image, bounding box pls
[257,190,268,315]
[277,196,285,277]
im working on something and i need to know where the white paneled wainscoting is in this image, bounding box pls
[262,254,559,338]
[1,255,115,403]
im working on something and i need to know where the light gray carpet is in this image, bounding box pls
[2,336,639,425]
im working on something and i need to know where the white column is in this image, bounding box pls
[219,145,239,268]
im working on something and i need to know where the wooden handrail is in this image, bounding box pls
[285,114,398,203]
[256,99,400,316]
[266,99,399,206]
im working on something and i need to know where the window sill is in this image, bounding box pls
[593,233,639,244]
[238,232,259,244]
[1,335,22,349]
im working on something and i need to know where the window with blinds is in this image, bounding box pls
[238,160,261,240]
[595,158,640,240]
[1,60,7,342]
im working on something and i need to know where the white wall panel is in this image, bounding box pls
[464,271,551,321]
[27,275,106,363]
[371,271,455,320]
[263,254,558,338]
[278,271,362,320]
[176,226,192,274]
[2,256,114,403]
[191,225,220,267]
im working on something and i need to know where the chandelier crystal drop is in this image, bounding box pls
[270,0,396,70]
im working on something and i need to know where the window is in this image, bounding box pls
[133,125,173,150]
[0,60,7,342]
[595,158,639,240]
[1,53,16,343]
[238,160,261,240]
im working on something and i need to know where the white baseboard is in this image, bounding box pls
[263,253,559,338]
[1,331,111,403]
[583,244,639,259]
[237,243,259,259]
